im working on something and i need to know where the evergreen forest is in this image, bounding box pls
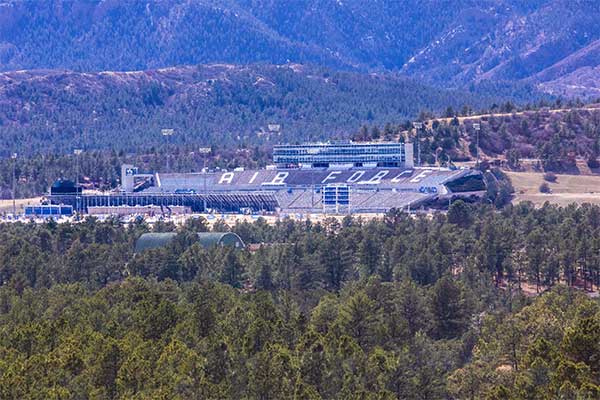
[0,203,599,398]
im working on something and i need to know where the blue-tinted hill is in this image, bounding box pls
[1,0,598,96]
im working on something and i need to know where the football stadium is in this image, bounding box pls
[47,141,486,215]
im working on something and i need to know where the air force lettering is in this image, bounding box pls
[219,172,235,184]
[347,170,365,183]
[263,172,289,185]
[214,168,426,186]
[391,170,413,183]
[409,170,432,183]
[248,172,259,184]
[322,171,341,184]
[363,170,389,184]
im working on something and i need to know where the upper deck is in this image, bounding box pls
[273,141,413,168]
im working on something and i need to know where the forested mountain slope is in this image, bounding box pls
[1,0,598,96]
[0,64,544,156]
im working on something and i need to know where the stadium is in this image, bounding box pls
[47,141,486,215]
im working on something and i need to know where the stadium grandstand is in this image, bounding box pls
[47,141,486,215]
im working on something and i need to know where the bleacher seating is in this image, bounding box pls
[107,167,481,214]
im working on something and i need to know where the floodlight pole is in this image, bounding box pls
[162,129,174,172]
[11,153,17,216]
[74,149,82,213]
[74,149,82,186]
[199,147,211,212]
[413,122,423,166]
[473,123,481,169]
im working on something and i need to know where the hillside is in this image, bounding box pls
[403,104,600,173]
[0,64,545,156]
[0,0,599,96]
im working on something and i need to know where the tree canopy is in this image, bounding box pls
[0,204,599,398]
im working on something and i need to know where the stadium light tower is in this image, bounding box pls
[413,122,423,166]
[74,149,82,183]
[11,152,17,216]
[161,129,175,172]
[198,146,211,212]
[473,123,481,168]
[74,149,82,213]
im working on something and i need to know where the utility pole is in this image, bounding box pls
[473,123,481,169]
[11,152,17,216]
[161,129,175,172]
[198,147,211,212]
[413,122,423,166]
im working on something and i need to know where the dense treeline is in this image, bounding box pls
[0,203,599,398]
[5,201,600,293]
[140,199,598,292]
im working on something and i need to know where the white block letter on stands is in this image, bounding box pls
[322,171,341,184]
[248,172,259,184]
[367,170,389,183]
[347,171,365,183]
[391,170,413,183]
[219,172,235,184]
[410,170,431,183]
[268,172,289,185]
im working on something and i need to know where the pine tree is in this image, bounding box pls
[220,249,244,288]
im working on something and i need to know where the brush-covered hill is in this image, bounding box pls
[393,104,600,173]
[0,63,545,156]
[0,0,599,96]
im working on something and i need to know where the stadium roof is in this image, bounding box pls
[135,232,245,253]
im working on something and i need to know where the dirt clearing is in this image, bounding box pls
[506,172,600,206]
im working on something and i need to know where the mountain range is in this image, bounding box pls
[0,0,599,97]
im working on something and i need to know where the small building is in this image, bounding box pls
[50,179,82,195]
[135,232,245,253]
[25,204,73,217]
